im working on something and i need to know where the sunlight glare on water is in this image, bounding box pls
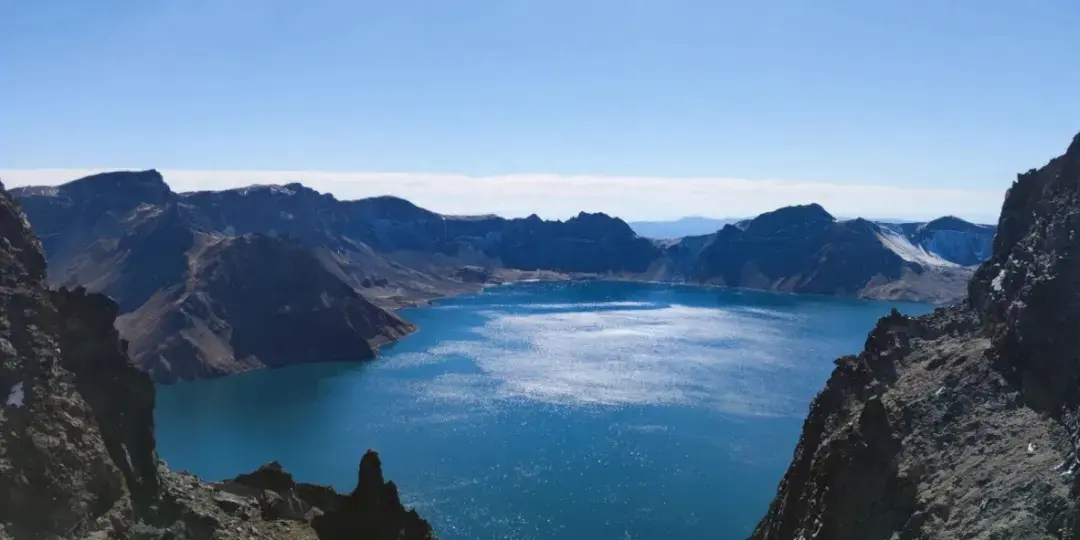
[156,281,932,539]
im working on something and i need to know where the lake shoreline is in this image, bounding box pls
[155,281,935,539]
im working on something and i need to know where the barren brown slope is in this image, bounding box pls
[751,133,1080,539]
[118,233,415,383]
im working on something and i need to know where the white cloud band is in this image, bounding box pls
[0,168,1005,223]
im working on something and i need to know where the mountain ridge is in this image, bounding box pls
[11,171,991,381]
[9,176,418,383]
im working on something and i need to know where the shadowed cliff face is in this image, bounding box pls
[491,211,660,273]
[11,173,417,383]
[0,181,434,539]
[909,217,996,266]
[10,170,173,278]
[752,133,1080,540]
[679,205,973,303]
[694,205,901,294]
[118,233,415,383]
[879,217,997,267]
[968,133,1080,414]
[0,184,135,538]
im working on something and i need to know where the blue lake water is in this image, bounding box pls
[155,281,933,539]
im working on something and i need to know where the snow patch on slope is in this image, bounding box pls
[918,229,993,266]
[876,228,960,268]
[5,382,24,407]
[992,268,1006,292]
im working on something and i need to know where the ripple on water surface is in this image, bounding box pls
[155,281,932,540]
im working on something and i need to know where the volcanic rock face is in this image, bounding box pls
[117,233,414,383]
[0,184,134,538]
[658,204,974,303]
[751,133,1080,539]
[0,182,434,539]
[693,204,893,295]
[881,216,997,266]
[11,170,172,273]
[12,175,415,382]
[489,211,660,274]
[14,174,975,314]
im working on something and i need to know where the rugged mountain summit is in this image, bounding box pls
[653,204,973,303]
[10,170,173,278]
[880,216,997,266]
[752,133,1080,539]
[486,211,659,273]
[0,182,434,539]
[13,174,977,310]
[12,177,416,382]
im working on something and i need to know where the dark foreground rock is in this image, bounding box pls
[751,133,1080,539]
[0,182,434,539]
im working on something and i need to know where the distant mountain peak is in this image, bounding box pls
[27,170,174,205]
[628,216,738,239]
[566,210,636,238]
[765,203,834,221]
[921,215,992,231]
[71,169,166,190]
[573,210,613,219]
[745,203,836,235]
[206,183,320,198]
[567,211,620,225]
[359,194,415,204]
[347,194,437,222]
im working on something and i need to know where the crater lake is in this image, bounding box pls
[155,281,933,539]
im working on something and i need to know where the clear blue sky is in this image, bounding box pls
[1,0,1078,219]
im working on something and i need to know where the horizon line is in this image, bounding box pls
[0,167,1007,224]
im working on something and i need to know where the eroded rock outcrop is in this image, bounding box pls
[899,216,996,266]
[0,182,434,539]
[662,204,974,303]
[0,181,136,539]
[117,233,414,383]
[11,174,417,383]
[751,133,1080,539]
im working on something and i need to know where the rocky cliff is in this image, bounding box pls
[13,175,973,312]
[11,175,416,383]
[655,204,973,303]
[0,181,433,539]
[880,216,997,267]
[8,171,982,383]
[751,133,1080,539]
[118,233,414,383]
